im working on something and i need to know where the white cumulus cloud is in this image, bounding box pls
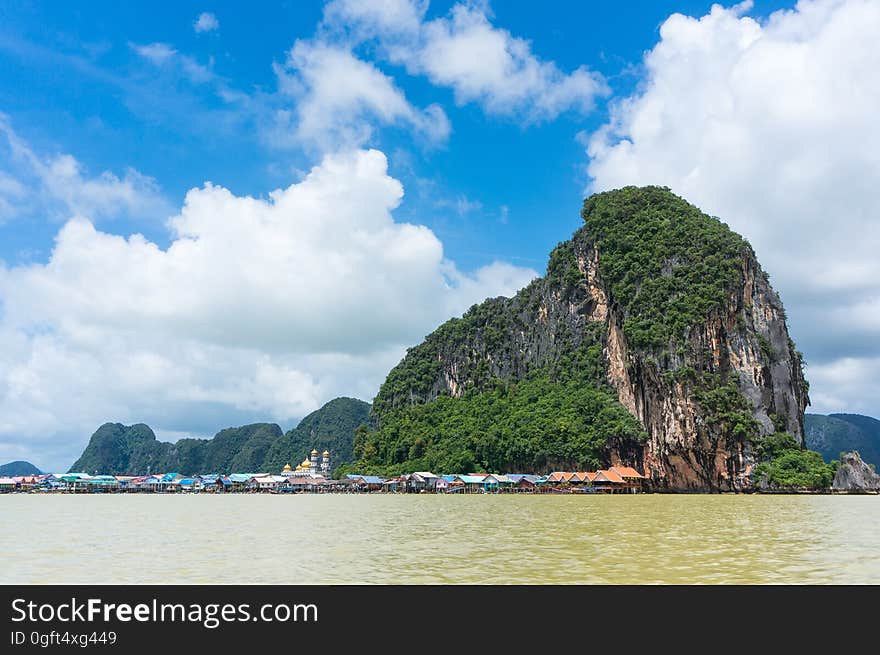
[0,149,536,470]
[271,40,449,150]
[324,0,607,121]
[586,0,880,417]
[194,12,220,33]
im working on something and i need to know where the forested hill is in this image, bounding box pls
[0,460,42,476]
[68,397,371,475]
[805,413,880,468]
[262,397,371,472]
[348,186,811,491]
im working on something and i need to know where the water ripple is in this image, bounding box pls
[1,494,878,584]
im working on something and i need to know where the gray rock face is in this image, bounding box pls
[832,451,880,492]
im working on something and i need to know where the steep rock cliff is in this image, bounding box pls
[832,451,880,492]
[369,186,809,490]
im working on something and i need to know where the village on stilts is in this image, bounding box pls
[0,448,647,495]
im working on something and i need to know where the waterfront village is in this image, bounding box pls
[0,449,647,494]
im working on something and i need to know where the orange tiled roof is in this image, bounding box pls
[547,472,575,482]
[610,466,644,479]
[594,469,625,484]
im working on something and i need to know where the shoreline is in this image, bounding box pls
[5,466,875,495]
[2,488,875,496]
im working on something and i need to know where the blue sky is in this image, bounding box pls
[1,0,878,470]
[0,0,792,270]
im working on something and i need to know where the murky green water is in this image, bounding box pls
[2,494,878,584]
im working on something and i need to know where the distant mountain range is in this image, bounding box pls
[804,413,880,469]
[69,397,371,476]
[0,460,42,476]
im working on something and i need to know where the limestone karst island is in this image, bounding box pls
[4,188,878,495]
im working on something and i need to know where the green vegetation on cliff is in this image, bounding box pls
[581,186,749,350]
[343,373,645,477]
[358,292,645,475]
[689,372,761,442]
[69,423,161,474]
[372,296,519,417]
[753,433,836,490]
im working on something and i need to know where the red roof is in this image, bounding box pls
[594,469,625,484]
[610,466,644,479]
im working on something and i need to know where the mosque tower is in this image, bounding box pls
[310,449,319,473]
[321,450,330,476]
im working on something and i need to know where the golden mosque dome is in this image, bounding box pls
[294,465,302,471]
[323,450,330,457]
[301,458,311,468]
[283,463,291,471]
[311,449,319,456]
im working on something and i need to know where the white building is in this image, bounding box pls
[281,449,331,479]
